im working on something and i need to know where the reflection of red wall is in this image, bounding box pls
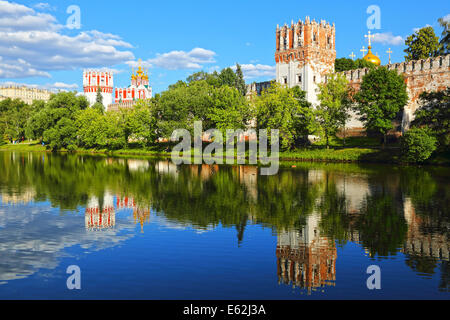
[276,241,337,292]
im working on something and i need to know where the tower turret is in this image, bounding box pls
[275,17,336,105]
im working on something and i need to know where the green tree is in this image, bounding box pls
[437,16,450,55]
[75,108,108,148]
[218,67,237,88]
[234,64,246,95]
[0,98,31,142]
[255,83,314,150]
[334,58,376,72]
[316,73,351,148]
[401,127,438,163]
[412,88,450,149]
[43,117,78,151]
[209,85,252,134]
[404,26,441,62]
[335,58,355,72]
[355,67,408,146]
[127,101,157,147]
[38,92,89,150]
[96,86,103,104]
[92,102,105,114]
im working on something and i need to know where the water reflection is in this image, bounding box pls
[277,214,337,294]
[0,151,448,296]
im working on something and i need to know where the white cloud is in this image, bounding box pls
[372,32,404,46]
[232,64,276,79]
[33,3,55,11]
[142,48,216,70]
[442,14,450,23]
[0,1,134,79]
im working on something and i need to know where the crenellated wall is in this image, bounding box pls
[341,54,450,131]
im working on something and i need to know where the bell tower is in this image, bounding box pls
[275,17,336,105]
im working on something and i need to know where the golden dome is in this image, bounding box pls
[363,46,381,66]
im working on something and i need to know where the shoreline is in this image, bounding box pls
[1,142,449,166]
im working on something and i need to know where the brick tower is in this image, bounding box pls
[275,17,336,105]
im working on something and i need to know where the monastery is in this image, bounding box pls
[249,17,450,132]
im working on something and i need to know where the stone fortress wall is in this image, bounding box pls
[247,16,450,134]
[341,54,450,131]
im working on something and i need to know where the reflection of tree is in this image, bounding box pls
[439,261,450,292]
[405,254,438,275]
[1,152,448,265]
[317,173,351,246]
[356,193,408,258]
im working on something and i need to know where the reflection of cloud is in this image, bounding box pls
[0,203,136,282]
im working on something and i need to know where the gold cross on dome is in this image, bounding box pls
[386,48,393,64]
[349,52,356,60]
[364,30,375,46]
[360,46,367,56]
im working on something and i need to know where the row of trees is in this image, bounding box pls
[1,63,447,163]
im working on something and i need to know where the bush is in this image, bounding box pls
[401,128,437,163]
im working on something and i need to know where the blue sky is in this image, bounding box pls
[0,0,448,94]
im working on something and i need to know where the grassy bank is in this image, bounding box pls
[2,140,448,165]
[0,141,401,163]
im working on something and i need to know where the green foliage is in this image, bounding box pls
[92,102,105,114]
[255,83,315,150]
[0,98,30,142]
[75,108,108,148]
[335,58,376,72]
[316,73,351,148]
[43,117,78,151]
[38,92,89,150]
[355,67,408,144]
[126,101,158,147]
[208,85,252,134]
[404,26,441,62]
[412,88,450,149]
[218,67,237,88]
[96,86,103,105]
[156,79,250,139]
[438,16,450,55]
[234,64,246,95]
[401,127,438,163]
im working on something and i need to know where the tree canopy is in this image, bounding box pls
[404,26,441,62]
[355,67,408,145]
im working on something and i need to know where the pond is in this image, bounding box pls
[0,151,448,299]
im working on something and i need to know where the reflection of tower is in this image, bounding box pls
[402,198,449,261]
[117,196,150,233]
[0,188,36,205]
[155,160,179,177]
[85,193,116,230]
[238,166,258,202]
[127,159,149,171]
[276,214,337,294]
[133,207,151,233]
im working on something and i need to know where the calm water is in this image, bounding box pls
[0,151,448,300]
